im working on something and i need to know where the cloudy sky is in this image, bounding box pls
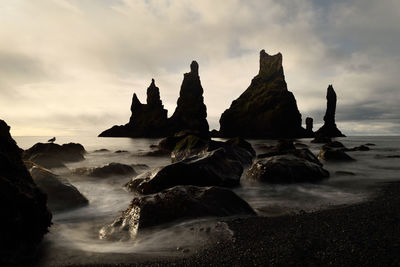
[1,0,399,136]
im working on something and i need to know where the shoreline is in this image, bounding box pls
[37,180,400,266]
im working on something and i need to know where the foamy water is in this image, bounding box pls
[14,136,400,263]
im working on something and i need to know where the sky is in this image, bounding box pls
[0,0,399,136]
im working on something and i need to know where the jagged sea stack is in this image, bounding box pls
[99,79,168,137]
[168,61,209,136]
[219,50,307,138]
[315,85,345,137]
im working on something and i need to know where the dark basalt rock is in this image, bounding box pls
[219,50,307,138]
[318,147,355,162]
[99,185,256,240]
[323,141,346,149]
[74,163,136,178]
[0,120,52,266]
[99,79,169,137]
[305,117,314,136]
[247,155,329,183]
[29,165,88,212]
[345,145,370,152]
[23,142,85,169]
[315,85,345,137]
[126,148,243,194]
[311,136,332,144]
[168,61,209,136]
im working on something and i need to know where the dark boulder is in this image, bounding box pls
[74,163,136,178]
[99,79,169,137]
[318,147,355,162]
[345,145,370,152]
[168,61,209,136]
[126,148,243,194]
[311,136,332,144]
[315,85,345,137]
[219,50,307,138]
[99,185,255,240]
[0,120,52,266]
[247,155,329,183]
[323,141,346,149]
[23,142,85,169]
[29,165,88,212]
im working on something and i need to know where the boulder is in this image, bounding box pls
[74,163,136,178]
[99,79,169,137]
[318,147,355,162]
[323,141,346,149]
[99,185,255,240]
[126,148,243,194]
[247,155,329,183]
[168,61,209,136]
[315,85,345,137]
[23,142,85,168]
[0,120,52,266]
[311,136,332,144]
[345,145,370,152]
[219,50,307,138]
[29,165,88,212]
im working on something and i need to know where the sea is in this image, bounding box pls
[14,136,400,263]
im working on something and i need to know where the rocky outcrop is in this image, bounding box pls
[99,79,169,137]
[247,155,329,183]
[318,147,355,162]
[168,61,209,136]
[99,185,255,240]
[0,120,52,266]
[23,142,85,168]
[74,163,136,178]
[315,85,345,137]
[219,50,307,138]
[29,165,88,212]
[126,148,244,194]
[305,117,314,136]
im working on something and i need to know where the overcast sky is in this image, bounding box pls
[1,0,399,136]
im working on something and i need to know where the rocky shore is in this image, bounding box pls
[43,180,400,267]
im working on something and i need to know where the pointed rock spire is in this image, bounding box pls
[146,78,163,107]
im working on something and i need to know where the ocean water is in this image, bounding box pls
[14,136,400,261]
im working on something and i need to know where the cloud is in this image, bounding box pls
[0,0,399,136]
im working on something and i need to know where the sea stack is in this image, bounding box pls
[168,61,209,136]
[306,117,314,136]
[315,85,345,137]
[99,79,168,137]
[219,50,306,138]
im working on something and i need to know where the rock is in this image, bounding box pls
[126,148,243,194]
[315,85,345,137]
[247,155,329,183]
[23,142,85,169]
[99,185,255,240]
[323,141,346,149]
[168,61,209,136]
[29,165,88,212]
[305,117,314,136]
[74,163,136,178]
[318,147,355,162]
[0,120,52,266]
[346,145,370,151]
[294,142,308,148]
[171,135,210,162]
[365,143,376,146]
[99,79,169,137]
[219,50,307,138]
[115,150,128,153]
[94,149,110,153]
[311,136,332,144]
[210,129,221,137]
[335,171,356,176]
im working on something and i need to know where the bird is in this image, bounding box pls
[48,137,56,143]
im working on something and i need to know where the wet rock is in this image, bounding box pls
[311,136,332,144]
[247,155,329,183]
[99,79,169,137]
[115,150,128,153]
[318,148,355,162]
[29,165,88,211]
[315,85,345,137]
[335,171,356,176]
[23,142,85,169]
[365,143,376,146]
[126,148,243,194]
[323,141,346,149]
[75,163,136,178]
[0,120,52,266]
[168,61,209,136]
[94,149,110,153]
[99,185,255,240]
[294,142,308,148]
[346,145,370,151]
[219,50,307,138]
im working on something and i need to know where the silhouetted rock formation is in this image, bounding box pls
[315,85,345,137]
[219,50,307,138]
[306,117,314,136]
[99,79,168,137]
[168,61,209,136]
[0,120,52,266]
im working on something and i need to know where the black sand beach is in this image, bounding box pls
[39,180,400,267]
